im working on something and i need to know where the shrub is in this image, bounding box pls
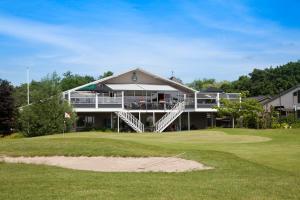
[18,95,76,137]
[4,132,24,139]
[291,120,300,129]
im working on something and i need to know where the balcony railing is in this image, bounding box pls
[65,91,240,110]
[69,93,123,109]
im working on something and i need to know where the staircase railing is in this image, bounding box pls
[154,101,185,133]
[115,111,144,133]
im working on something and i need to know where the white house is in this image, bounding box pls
[63,68,240,132]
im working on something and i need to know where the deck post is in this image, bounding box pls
[139,112,141,121]
[111,112,113,129]
[117,114,120,133]
[194,92,197,110]
[217,93,220,107]
[122,91,124,109]
[211,112,214,128]
[188,112,190,131]
[179,114,182,131]
[153,112,155,126]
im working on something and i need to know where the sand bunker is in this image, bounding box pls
[0,156,211,172]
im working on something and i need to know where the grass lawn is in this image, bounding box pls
[0,128,300,199]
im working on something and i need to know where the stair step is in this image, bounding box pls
[116,111,144,133]
[154,101,185,133]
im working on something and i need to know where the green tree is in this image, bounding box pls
[215,99,241,128]
[0,79,15,135]
[18,73,76,137]
[189,79,216,91]
[240,99,264,128]
[19,95,76,137]
[99,71,113,79]
[60,71,95,91]
[227,61,300,96]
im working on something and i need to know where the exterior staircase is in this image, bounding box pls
[154,101,185,133]
[115,111,144,133]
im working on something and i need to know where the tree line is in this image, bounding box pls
[0,71,113,136]
[1,61,300,136]
[189,61,300,96]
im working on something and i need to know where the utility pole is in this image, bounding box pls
[27,67,30,105]
[26,67,30,136]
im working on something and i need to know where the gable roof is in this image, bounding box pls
[65,68,197,93]
[263,84,300,105]
[247,95,271,105]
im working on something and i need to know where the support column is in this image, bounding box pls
[110,112,113,129]
[95,93,98,109]
[179,114,182,131]
[139,112,141,121]
[117,114,120,133]
[153,112,155,126]
[188,112,190,131]
[122,91,124,109]
[211,112,214,128]
[194,92,197,110]
[217,93,220,107]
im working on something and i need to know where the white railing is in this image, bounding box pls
[154,101,185,133]
[69,93,123,108]
[196,92,241,108]
[116,111,144,133]
[98,96,122,104]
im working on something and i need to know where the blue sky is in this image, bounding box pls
[0,0,299,85]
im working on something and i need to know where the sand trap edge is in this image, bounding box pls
[0,156,213,173]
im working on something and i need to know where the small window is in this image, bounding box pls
[85,116,94,124]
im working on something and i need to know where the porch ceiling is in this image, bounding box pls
[105,84,178,91]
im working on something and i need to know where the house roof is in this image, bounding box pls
[65,68,196,93]
[200,87,224,93]
[248,95,272,105]
[105,84,177,91]
[263,84,300,105]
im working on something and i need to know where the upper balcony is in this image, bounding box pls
[64,91,240,112]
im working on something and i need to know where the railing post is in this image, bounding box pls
[122,91,124,109]
[95,93,98,109]
[217,93,220,107]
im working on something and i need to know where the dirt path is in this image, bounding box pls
[0,156,212,172]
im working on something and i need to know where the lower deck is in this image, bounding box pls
[75,112,217,132]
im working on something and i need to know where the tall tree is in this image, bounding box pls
[60,71,95,91]
[0,79,15,135]
[18,73,76,137]
[99,71,113,79]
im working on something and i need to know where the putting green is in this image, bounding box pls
[58,130,272,144]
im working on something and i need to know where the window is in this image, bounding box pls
[85,116,94,124]
[298,91,300,103]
